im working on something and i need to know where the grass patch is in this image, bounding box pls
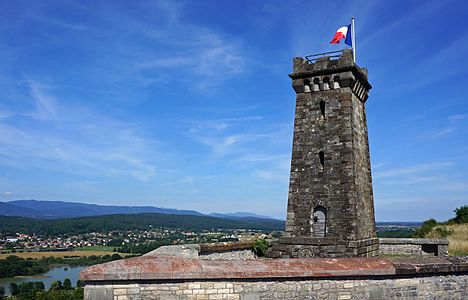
[426,223,468,256]
[78,245,116,251]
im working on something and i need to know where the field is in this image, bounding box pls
[427,223,468,256]
[0,250,130,260]
[77,245,117,251]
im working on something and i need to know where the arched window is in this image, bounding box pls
[323,77,330,90]
[313,78,320,91]
[303,79,311,93]
[312,206,327,237]
[333,76,340,89]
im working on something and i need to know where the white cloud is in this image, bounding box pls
[373,162,453,179]
[197,134,267,158]
[29,80,58,120]
[448,114,466,122]
[27,13,89,31]
[0,81,159,182]
[96,1,249,92]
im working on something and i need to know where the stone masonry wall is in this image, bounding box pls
[379,244,426,256]
[379,238,449,256]
[85,274,468,300]
[351,86,376,240]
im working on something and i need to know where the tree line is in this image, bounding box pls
[0,213,284,236]
[0,254,124,279]
[413,205,468,238]
[1,279,83,300]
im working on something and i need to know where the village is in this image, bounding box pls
[0,228,267,256]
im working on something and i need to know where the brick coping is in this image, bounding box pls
[80,256,467,282]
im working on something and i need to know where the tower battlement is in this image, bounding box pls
[290,49,371,102]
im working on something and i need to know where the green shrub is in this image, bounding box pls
[251,239,270,257]
[49,280,62,291]
[433,226,453,238]
[413,218,438,238]
[454,205,468,224]
[63,278,72,290]
[10,283,18,295]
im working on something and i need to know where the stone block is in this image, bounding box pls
[160,296,185,300]
[240,294,260,300]
[84,286,113,300]
[144,244,201,259]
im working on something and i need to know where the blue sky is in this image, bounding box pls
[0,0,467,221]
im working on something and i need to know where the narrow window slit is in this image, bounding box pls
[319,151,325,170]
[319,100,326,118]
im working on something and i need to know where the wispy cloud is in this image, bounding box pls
[27,13,89,31]
[185,116,263,134]
[0,80,160,181]
[249,154,291,183]
[196,133,269,158]
[103,1,249,91]
[448,114,466,122]
[418,114,466,141]
[182,114,291,184]
[28,80,58,120]
[373,162,453,179]
[184,115,274,158]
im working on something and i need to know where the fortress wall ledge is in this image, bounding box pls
[379,238,449,257]
[81,256,468,300]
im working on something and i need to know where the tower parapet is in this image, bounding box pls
[291,49,370,101]
[269,49,379,258]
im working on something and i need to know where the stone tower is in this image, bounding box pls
[269,49,379,258]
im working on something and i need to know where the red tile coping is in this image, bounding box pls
[200,241,252,253]
[80,257,396,281]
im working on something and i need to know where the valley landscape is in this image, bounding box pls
[0,0,467,299]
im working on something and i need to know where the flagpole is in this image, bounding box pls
[351,17,356,63]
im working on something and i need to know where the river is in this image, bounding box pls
[0,265,85,295]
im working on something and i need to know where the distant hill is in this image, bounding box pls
[0,200,205,219]
[0,201,43,218]
[0,199,279,221]
[0,213,285,236]
[208,212,276,220]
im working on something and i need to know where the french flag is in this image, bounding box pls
[330,24,352,46]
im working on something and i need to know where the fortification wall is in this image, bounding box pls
[81,256,468,300]
[85,275,467,300]
[379,238,449,256]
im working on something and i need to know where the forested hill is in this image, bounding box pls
[0,213,285,235]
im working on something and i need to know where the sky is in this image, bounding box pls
[0,0,467,221]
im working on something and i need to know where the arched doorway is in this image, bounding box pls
[312,206,326,237]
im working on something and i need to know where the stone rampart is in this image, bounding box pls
[85,275,467,300]
[81,256,468,300]
[379,238,449,256]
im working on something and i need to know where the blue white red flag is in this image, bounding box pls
[330,24,352,46]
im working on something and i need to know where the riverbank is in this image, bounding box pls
[0,265,85,295]
[0,249,130,260]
